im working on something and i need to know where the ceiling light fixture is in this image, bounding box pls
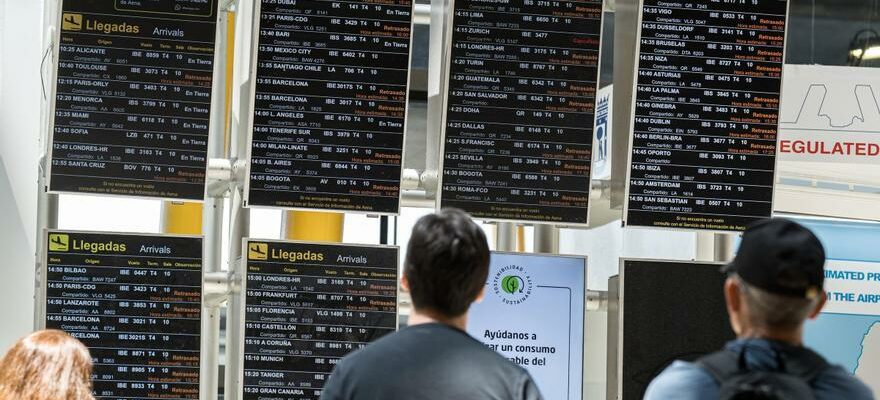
[848,29,880,65]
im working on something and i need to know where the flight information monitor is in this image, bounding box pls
[624,0,789,231]
[43,231,202,399]
[245,0,413,213]
[48,0,218,200]
[439,0,604,225]
[241,240,398,400]
[617,259,733,400]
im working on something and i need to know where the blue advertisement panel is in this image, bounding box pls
[796,218,880,396]
[467,252,586,400]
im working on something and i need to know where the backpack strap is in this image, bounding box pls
[695,350,741,384]
[695,346,831,385]
[780,347,830,383]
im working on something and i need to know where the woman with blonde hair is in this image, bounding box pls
[0,330,95,400]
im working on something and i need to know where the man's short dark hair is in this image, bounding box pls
[404,208,490,317]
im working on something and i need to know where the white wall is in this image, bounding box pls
[0,0,44,350]
[560,220,698,291]
[58,195,162,233]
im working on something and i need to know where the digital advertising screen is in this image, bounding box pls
[468,252,586,400]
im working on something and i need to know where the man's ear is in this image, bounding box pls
[400,275,410,292]
[808,291,827,320]
[474,287,485,303]
[724,277,743,335]
[725,277,741,313]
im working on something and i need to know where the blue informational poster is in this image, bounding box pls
[795,218,880,396]
[467,252,586,400]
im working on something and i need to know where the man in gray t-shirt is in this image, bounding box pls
[321,209,542,400]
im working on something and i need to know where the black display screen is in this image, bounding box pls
[246,0,412,213]
[44,231,203,399]
[625,0,787,231]
[439,0,604,225]
[48,0,218,200]
[242,240,398,400]
[620,260,733,400]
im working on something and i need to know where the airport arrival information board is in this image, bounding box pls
[245,0,412,213]
[241,240,398,400]
[439,0,604,225]
[624,0,788,231]
[48,0,218,200]
[43,231,202,399]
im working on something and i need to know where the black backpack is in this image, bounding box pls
[696,345,830,400]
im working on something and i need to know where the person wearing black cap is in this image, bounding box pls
[644,218,874,400]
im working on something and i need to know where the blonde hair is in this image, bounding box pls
[0,330,95,400]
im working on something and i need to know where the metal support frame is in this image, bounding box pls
[610,0,640,210]
[197,6,237,399]
[33,0,62,331]
[426,0,450,185]
[401,189,434,208]
[33,157,58,330]
[223,185,248,400]
[586,290,609,312]
[223,0,255,398]
[606,275,620,400]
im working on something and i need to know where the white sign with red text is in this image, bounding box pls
[774,65,880,220]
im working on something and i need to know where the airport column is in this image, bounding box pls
[534,225,560,255]
[496,222,517,252]
[517,226,526,252]
[162,203,204,235]
[284,211,345,243]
